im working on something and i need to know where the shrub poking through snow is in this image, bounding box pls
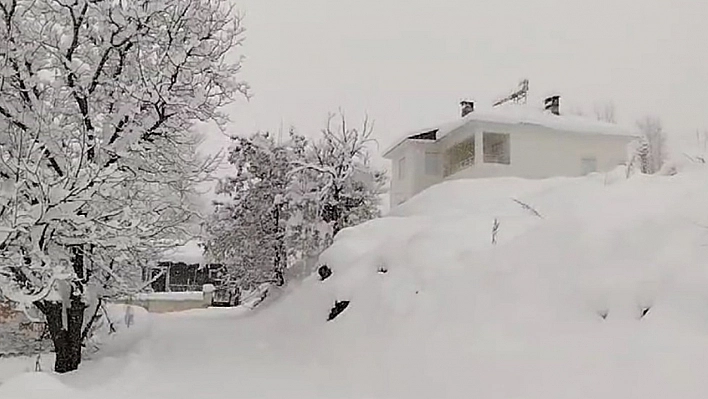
[492,218,500,245]
[318,265,333,281]
[327,301,350,321]
[377,267,388,274]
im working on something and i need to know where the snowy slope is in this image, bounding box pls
[4,167,708,398]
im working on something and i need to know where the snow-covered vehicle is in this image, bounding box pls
[211,287,240,307]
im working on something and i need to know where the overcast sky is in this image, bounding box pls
[206,0,708,159]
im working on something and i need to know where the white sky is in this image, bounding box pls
[206,0,708,158]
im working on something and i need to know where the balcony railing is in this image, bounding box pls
[483,154,510,165]
[444,156,474,177]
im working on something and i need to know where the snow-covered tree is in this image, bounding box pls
[291,113,387,240]
[207,113,386,291]
[0,0,247,372]
[636,116,667,174]
[205,132,304,289]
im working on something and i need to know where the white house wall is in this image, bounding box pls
[387,143,408,207]
[388,140,441,206]
[386,120,634,208]
[410,142,441,195]
[445,121,633,181]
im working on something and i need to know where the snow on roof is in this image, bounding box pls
[160,240,205,264]
[440,104,636,138]
[381,120,458,156]
[383,104,637,157]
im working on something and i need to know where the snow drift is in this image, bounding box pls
[0,304,150,390]
[5,167,708,398]
[248,166,708,398]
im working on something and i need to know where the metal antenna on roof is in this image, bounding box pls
[493,79,529,107]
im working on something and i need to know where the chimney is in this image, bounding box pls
[544,95,560,115]
[460,100,474,117]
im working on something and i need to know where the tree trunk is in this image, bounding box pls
[272,204,286,287]
[35,298,86,373]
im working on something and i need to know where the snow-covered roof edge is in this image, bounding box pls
[383,105,639,158]
[382,118,463,157]
[160,240,206,265]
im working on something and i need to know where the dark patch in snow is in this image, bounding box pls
[598,309,608,320]
[511,198,543,219]
[327,300,350,321]
[377,267,388,274]
[640,306,651,319]
[318,265,332,281]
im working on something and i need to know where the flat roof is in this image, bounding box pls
[383,104,637,157]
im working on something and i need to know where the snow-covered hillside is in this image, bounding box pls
[4,167,708,398]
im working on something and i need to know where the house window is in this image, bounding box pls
[398,157,406,179]
[483,133,510,164]
[581,157,597,175]
[444,137,475,177]
[425,152,439,175]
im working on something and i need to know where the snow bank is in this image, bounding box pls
[0,304,150,392]
[235,166,708,398]
[7,168,708,398]
[0,372,77,399]
[86,304,152,359]
[0,354,53,385]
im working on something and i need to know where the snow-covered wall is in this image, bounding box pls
[117,286,214,314]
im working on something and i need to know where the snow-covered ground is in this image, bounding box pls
[4,167,708,398]
[0,304,150,386]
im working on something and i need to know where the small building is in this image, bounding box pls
[383,96,637,207]
[142,241,238,307]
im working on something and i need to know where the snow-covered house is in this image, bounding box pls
[383,97,637,206]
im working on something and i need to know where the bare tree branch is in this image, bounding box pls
[512,198,543,219]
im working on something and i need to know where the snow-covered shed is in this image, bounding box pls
[144,241,220,293]
[140,241,239,306]
[383,97,638,207]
